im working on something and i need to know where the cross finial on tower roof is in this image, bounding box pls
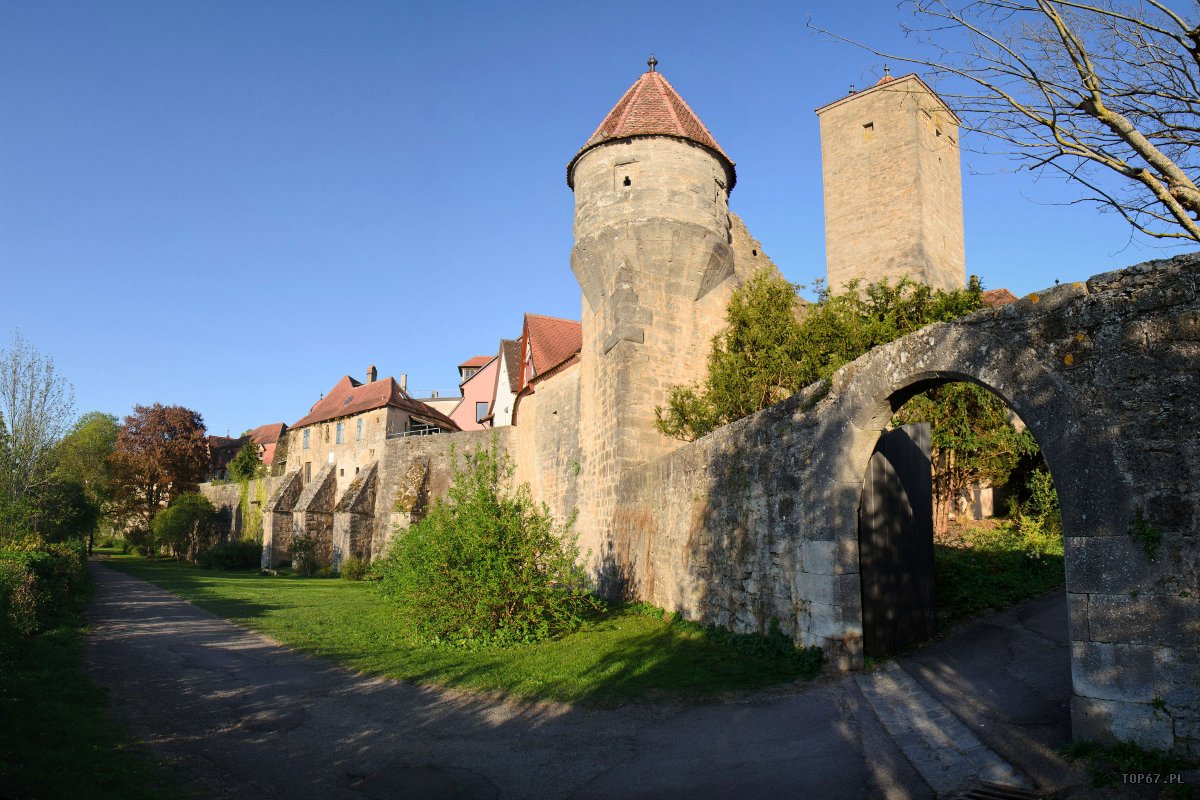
[647,53,658,72]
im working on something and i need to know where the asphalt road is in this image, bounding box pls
[85,561,1082,799]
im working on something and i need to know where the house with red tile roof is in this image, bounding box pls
[283,366,458,494]
[449,354,500,431]
[481,338,522,428]
[511,313,582,424]
[247,422,288,475]
[516,314,582,393]
[206,435,248,482]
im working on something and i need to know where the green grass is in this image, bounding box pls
[99,552,822,704]
[1065,739,1198,795]
[0,619,185,800]
[935,540,1065,624]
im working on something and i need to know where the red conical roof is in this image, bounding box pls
[567,68,735,189]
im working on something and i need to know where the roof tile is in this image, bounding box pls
[567,69,734,189]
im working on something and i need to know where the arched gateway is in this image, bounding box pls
[610,255,1199,756]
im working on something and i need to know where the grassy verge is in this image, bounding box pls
[0,615,184,800]
[934,519,1065,625]
[1065,740,1198,798]
[99,552,821,705]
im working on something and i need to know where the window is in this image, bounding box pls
[336,422,345,444]
[476,401,488,422]
[356,418,363,441]
[302,429,310,450]
[304,462,311,482]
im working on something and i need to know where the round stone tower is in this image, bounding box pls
[567,58,739,590]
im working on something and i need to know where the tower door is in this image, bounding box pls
[858,423,935,658]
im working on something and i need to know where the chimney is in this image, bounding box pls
[367,364,377,383]
[431,390,439,398]
[399,373,407,392]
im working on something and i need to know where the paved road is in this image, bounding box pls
[85,561,1082,799]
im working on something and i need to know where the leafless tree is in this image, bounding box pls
[812,1,1200,241]
[0,332,76,502]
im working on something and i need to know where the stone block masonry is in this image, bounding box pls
[217,253,1198,755]
[610,254,1199,757]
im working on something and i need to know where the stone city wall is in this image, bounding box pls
[608,254,1199,756]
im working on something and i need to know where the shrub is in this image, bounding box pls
[339,557,369,581]
[375,441,600,646]
[0,538,88,653]
[196,540,262,570]
[289,533,318,577]
[150,493,217,559]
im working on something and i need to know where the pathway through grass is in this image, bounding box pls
[100,552,820,704]
[0,606,185,799]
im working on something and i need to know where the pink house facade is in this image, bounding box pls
[449,355,500,431]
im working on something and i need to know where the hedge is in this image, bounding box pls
[0,539,88,654]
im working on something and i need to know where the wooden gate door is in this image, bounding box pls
[858,423,934,658]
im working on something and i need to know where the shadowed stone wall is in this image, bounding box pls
[200,477,285,542]
[611,254,1199,756]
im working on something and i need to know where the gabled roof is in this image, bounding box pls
[981,288,1019,308]
[519,313,582,391]
[458,355,492,369]
[567,67,735,189]
[248,422,286,446]
[291,375,459,431]
[814,72,961,124]
[460,355,497,388]
[500,338,522,393]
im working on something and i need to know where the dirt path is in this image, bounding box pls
[85,561,1078,799]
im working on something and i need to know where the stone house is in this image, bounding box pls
[283,367,458,499]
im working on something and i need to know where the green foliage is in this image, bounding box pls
[1065,738,1197,789]
[375,441,600,646]
[656,270,985,440]
[227,439,262,482]
[1129,508,1164,561]
[627,602,825,677]
[894,384,1039,525]
[339,556,369,581]
[0,538,87,652]
[196,540,262,570]
[54,411,119,511]
[150,492,217,559]
[289,533,319,576]
[935,468,1065,621]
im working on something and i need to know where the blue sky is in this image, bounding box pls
[1,1,1190,437]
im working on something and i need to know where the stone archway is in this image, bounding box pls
[613,254,1200,755]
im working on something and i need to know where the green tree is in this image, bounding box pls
[53,412,119,552]
[226,440,262,482]
[0,333,75,504]
[375,441,598,646]
[894,383,1039,529]
[656,270,984,440]
[149,492,217,559]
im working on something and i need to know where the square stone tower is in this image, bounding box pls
[816,72,965,293]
